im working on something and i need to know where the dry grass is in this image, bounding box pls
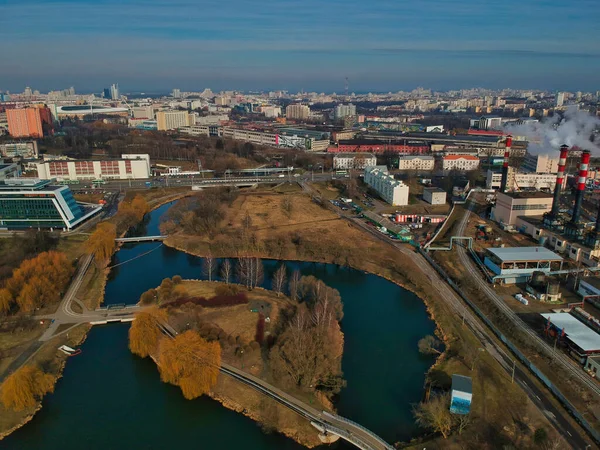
[73,193,104,204]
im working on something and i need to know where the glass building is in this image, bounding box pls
[0,178,101,230]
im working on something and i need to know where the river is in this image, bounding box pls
[3,202,437,449]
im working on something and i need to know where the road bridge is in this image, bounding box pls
[115,235,167,243]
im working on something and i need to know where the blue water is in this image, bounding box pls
[3,201,436,449]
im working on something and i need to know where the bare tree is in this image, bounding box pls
[242,211,252,231]
[418,335,443,355]
[220,259,232,284]
[454,413,471,435]
[202,253,215,282]
[413,393,453,439]
[281,197,293,219]
[288,270,301,301]
[236,257,263,289]
[237,257,251,289]
[252,258,264,289]
[272,264,287,296]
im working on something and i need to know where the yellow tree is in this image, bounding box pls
[0,288,13,315]
[158,330,221,400]
[0,365,55,411]
[129,308,168,358]
[85,222,117,264]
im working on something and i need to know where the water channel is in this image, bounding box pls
[3,202,437,449]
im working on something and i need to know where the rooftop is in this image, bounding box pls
[399,155,435,160]
[486,246,563,262]
[542,313,600,352]
[451,374,472,394]
[424,187,446,193]
[443,155,479,161]
[580,277,600,290]
[334,152,376,158]
[500,191,553,200]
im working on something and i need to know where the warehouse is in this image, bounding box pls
[542,313,600,362]
[484,246,563,284]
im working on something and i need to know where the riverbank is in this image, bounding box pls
[136,279,342,448]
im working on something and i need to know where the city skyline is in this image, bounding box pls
[2,0,600,92]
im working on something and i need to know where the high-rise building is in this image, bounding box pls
[285,104,310,120]
[6,107,49,138]
[23,87,33,97]
[556,92,566,107]
[172,89,182,98]
[156,111,194,131]
[110,83,120,100]
[103,88,111,99]
[334,103,356,120]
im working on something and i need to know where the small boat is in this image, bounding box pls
[59,345,82,356]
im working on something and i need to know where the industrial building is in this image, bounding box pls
[442,155,480,171]
[333,153,377,170]
[36,154,151,181]
[423,187,446,205]
[221,126,329,151]
[0,141,38,159]
[0,162,21,179]
[542,313,600,362]
[492,191,553,226]
[521,153,559,174]
[486,168,559,191]
[483,247,563,284]
[398,155,435,171]
[333,139,429,155]
[0,178,101,230]
[578,278,600,300]
[364,166,409,206]
[55,105,129,118]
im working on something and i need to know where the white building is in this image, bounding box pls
[132,105,156,119]
[285,104,310,120]
[194,114,228,125]
[36,154,151,181]
[486,168,560,191]
[364,166,409,206]
[521,153,559,174]
[260,106,282,118]
[0,162,21,179]
[442,155,480,171]
[333,153,376,170]
[156,111,194,131]
[398,155,435,171]
[334,104,356,120]
[0,141,38,158]
[423,187,446,205]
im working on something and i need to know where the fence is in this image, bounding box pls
[418,248,600,445]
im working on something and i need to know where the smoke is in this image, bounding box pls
[504,107,600,155]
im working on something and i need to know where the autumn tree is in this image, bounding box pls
[413,392,454,439]
[288,270,301,301]
[7,251,74,313]
[418,335,443,355]
[84,222,117,265]
[220,259,232,284]
[158,278,175,303]
[129,308,168,358]
[158,330,221,400]
[0,288,14,315]
[272,264,287,296]
[139,288,158,305]
[117,194,149,231]
[0,365,55,411]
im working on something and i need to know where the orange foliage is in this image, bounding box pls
[0,288,13,315]
[0,365,55,411]
[128,308,168,358]
[6,251,73,313]
[158,330,221,400]
[117,194,149,230]
[84,222,117,263]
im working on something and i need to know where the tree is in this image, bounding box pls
[129,308,168,358]
[0,288,13,315]
[413,393,453,439]
[158,330,221,400]
[237,257,264,289]
[202,253,215,282]
[158,278,175,303]
[0,365,55,411]
[272,264,287,296]
[85,222,117,264]
[455,413,471,435]
[418,335,443,355]
[172,275,183,284]
[281,197,293,219]
[533,428,548,446]
[139,288,158,305]
[220,259,232,284]
[288,270,301,301]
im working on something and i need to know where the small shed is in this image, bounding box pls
[450,374,472,415]
[423,187,447,205]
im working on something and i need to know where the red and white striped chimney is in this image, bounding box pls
[550,145,569,217]
[571,150,590,224]
[499,135,512,192]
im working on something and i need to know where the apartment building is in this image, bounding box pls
[333,153,377,170]
[156,111,195,131]
[364,166,409,206]
[285,104,310,120]
[442,155,480,171]
[398,156,435,171]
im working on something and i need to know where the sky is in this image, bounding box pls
[1,0,600,93]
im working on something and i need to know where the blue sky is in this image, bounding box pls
[1,0,599,93]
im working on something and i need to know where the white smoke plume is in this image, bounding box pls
[505,107,600,155]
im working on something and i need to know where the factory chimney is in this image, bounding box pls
[549,145,569,217]
[570,150,590,225]
[499,135,512,192]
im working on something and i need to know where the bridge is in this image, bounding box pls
[115,235,167,243]
[158,322,393,450]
